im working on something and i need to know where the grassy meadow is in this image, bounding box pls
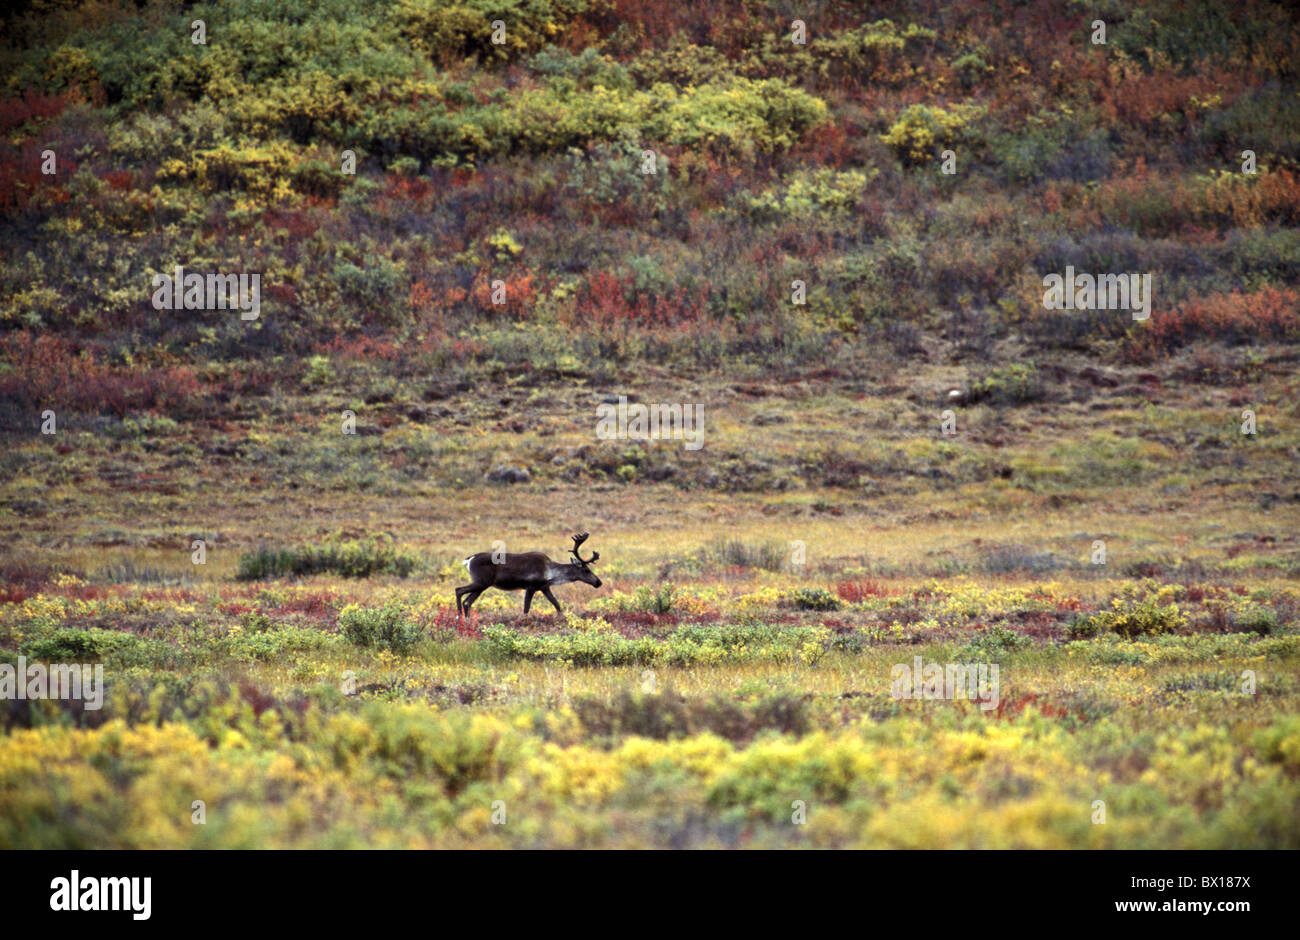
[1,0,1299,849]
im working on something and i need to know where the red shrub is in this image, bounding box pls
[321,334,403,361]
[0,90,68,134]
[102,169,136,191]
[0,586,29,604]
[471,272,538,317]
[271,592,338,621]
[0,143,74,213]
[569,270,705,329]
[1126,286,1300,359]
[582,0,767,56]
[836,579,891,602]
[0,333,205,417]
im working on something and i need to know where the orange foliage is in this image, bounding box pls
[0,332,200,416]
[1127,286,1300,359]
[471,272,537,316]
[570,270,705,329]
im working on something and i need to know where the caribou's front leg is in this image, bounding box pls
[523,588,536,614]
[541,586,563,614]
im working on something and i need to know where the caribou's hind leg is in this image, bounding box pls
[523,588,537,614]
[457,584,487,616]
[461,587,486,615]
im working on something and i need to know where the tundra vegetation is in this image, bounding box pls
[0,0,1298,848]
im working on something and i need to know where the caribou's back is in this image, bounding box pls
[464,551,555,588]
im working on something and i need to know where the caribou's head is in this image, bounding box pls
[569,532,602,588]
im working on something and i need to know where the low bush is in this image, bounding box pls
[787,587,841,611]
[572,689,809,743]
[1068,600,1188,639]
[698,539,786,572]
[237,537,418,580]
[338,602,422,653]
[968,363,1043,405]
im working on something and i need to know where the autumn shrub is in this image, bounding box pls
[0,333,201,418]
[881,103,985,166]
[1125,286,1300,359]
[805,20,936,87]
[627,38,730,87]
[155,142,298,198]
[394,0,589,65]
[1201,166,1300,228]
[1251,716,1300,774]
[836,580,890,602]
[0,89,69,135]
[742,168,876,219]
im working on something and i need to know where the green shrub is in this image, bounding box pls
[954,624,1029,661]
[20,629,112,660]
[215,626,338,662]
[19,629,165,668]
[1251,716,1300,773]
[743,169,876,219]
[968,363,1043,405]
[394,0,589,64]
[483,625,660,666]
[632,583,676,614]
[562,134,670,211]
[788,588,841,611]
[573,689,809,743]
[1069,600,1188,639]
[1235,605,1278,636]
[237,537,418,580]
[881,103,985,166]
[699,539,786,572]
[338,603,422,653]
[483,621,833,667]
[951,52,992,90]
[990,126,1063,184]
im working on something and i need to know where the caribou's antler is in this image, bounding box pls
[571,532,598,565]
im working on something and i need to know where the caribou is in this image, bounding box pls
[456,532,602,616]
